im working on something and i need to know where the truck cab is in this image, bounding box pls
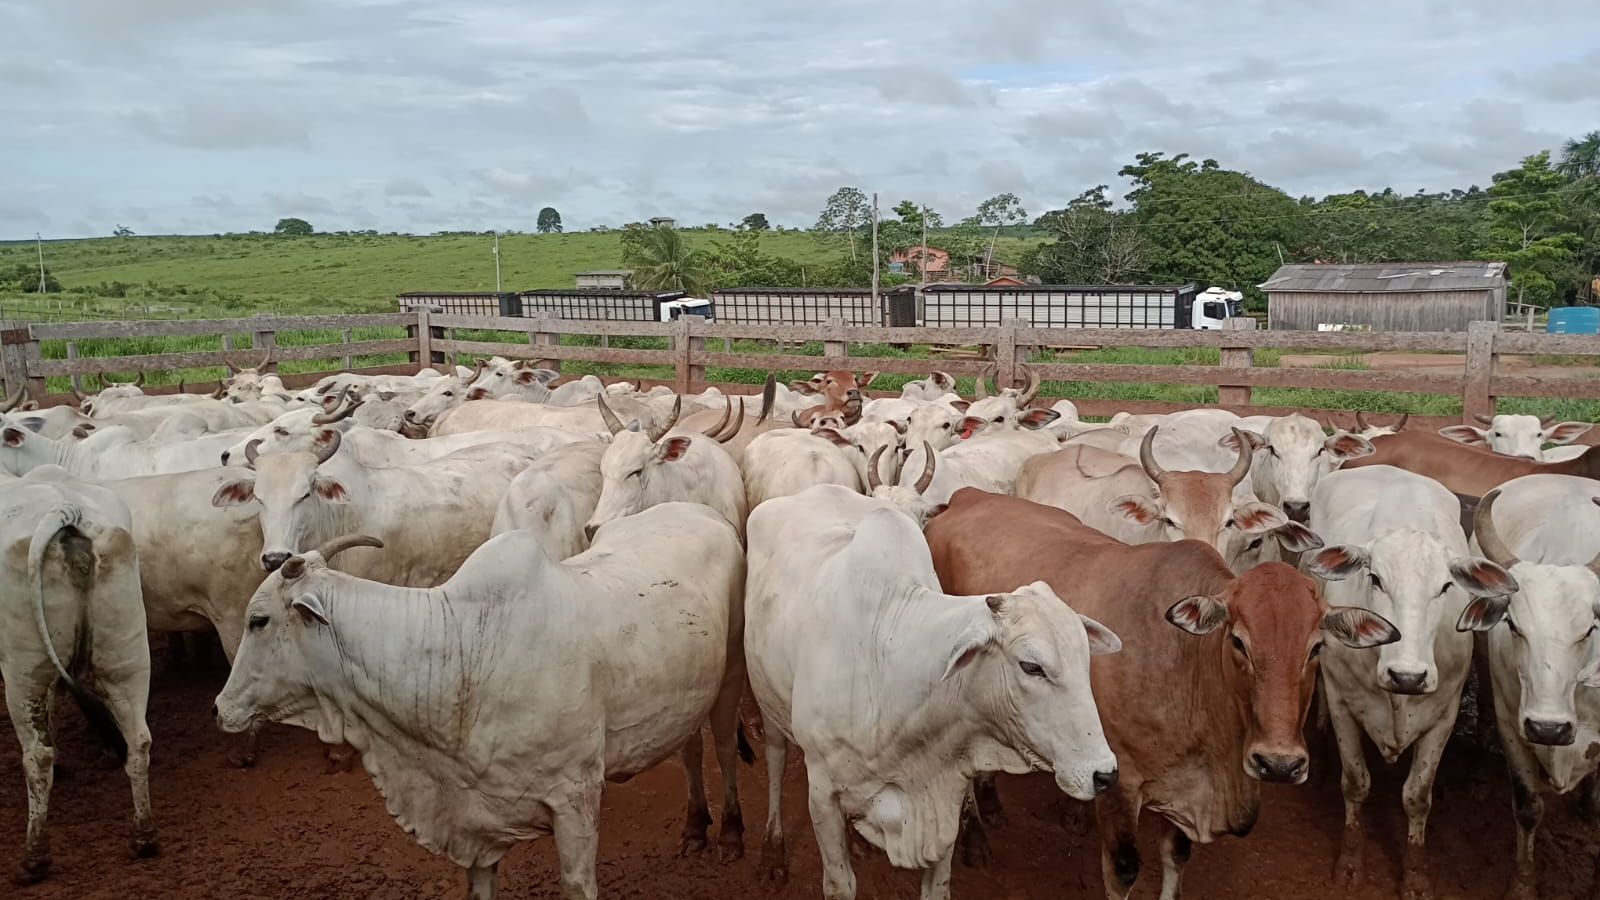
[658,298,715,322]
[1191,287,1244,329]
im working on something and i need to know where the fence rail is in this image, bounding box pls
[4,310,1599,427]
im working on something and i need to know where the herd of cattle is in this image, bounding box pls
[3,354,1600,900]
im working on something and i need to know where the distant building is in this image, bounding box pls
[890,245,951,278]
[574,269,633,290]
[984,275,1028,287]
[648,216,676,228]
[1261,261,1508,332]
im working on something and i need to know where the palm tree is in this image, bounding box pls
[627,227,707,294]
[1557,130,1600,181]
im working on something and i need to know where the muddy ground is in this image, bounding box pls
[2,661,1596,899]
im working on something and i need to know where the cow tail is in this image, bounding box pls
[29,505,128,764]
[736,723,755,765]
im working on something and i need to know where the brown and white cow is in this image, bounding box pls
[789,370,878,428]
[926,488,1398,900]
[1349,430,1600,498]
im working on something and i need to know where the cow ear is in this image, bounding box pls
[948,400,970,413]
[515,368,539,385]
[2,426,27,447]
[1219,430,1267,453]
[812,428,855,448]
[923,503,949,521]
[1544,422,1593,445]
[1323,607,1401,648]
[941,621,996,681]
[312,428,338,449]
[857,371,879,389]
[1578,653,1600,689]
[1449,558,1519,598]
[313,477,349,502]
[657,436,692,462]
[71,426,92,440]
[958,416,988,438]
[292,593,329,627]
[1078,614,1122,656]
[1166,595,1228,636]
[932,372,956,392]
[1274,521,1324,552]
[1234,501,1288,534]
[789,380,819,395]
[1455,595,1509,633]
[466,387,490,401]
[1110,494,1162,525]
[1018,408,1061,430]
[1305,545,1369,580]
[211,479,256,507]
[1439,425,1487,446]
[1324,432,1375,460]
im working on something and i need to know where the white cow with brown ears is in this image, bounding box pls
[1439,413,1593,462]
[585,395,747,539]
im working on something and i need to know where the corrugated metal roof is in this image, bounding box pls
[574,269,633,276]
[1259,262,1506,293]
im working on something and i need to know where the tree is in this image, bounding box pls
[699,229,804,288]
[1484,151,1582,307]
[970,193,1029,277]
[814,187,871,261]
[623,227,708,294]
[1023,186,1148,284]
[273,217,313,236]
[1,263,60,293]
[1557,131,1600,182]
[740,213,770,231]
[536,207,563,233]
[112,224,134,237]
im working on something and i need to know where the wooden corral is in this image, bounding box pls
[1263,262,1508,332]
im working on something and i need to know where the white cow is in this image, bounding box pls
[0,415,246,479]
[1232,414,1375,522]
[585,397,747,539]
[891,403,1061,506]
[1439,413,1593,462]
[745,484,1121,899]
[223,420,583,469]
[211,432,542,584]
[741,422,903,510]
[214,502,748,900]
[1304,466,1514,899]
[899,371,958,402]
[490,441,605,560]
[428,399,612,437]
[1455,479,1600,900]
[0,474,156,881]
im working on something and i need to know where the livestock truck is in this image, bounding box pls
[918,282,1240,330]
[397,290,713,322]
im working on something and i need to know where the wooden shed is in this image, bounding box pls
[1261,262,1507,332]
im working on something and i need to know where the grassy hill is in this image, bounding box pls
[0,230,1042,320]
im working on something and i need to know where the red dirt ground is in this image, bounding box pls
[3,661,1596,899]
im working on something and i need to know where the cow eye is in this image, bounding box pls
[942,422,951,430]
[627,470,642,479]
[1438,582,1452,597]
[1246,537,1265,551]
[1267,446,1280,457]
[1309,640,1325,660]
[248,614,270,632]
[1230,634,1247,656]
[1506,618,1522,637]
[992,416,1004,423]
[1161,517,1176,527]
[1490,431,1500,437]
[1019,661,1046,678]
[1368,573,1384,592]
[1224,518,1236,529]
[443,391,453,397]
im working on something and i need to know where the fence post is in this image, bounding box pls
[66,342,83,394]
[1218,318,1256,408]
[341,328,353,371]
[675,316,705,395]
[407,308,427,366]
[1,326,32,400]
[253,320,278,372]
[823,316,848,366]
[21,332,46,400]
[1464,320,1497,423]
[997,318,1021,391]
[531,313,560,372]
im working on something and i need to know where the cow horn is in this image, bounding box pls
[974,364,995,400]
[913,441,937,495]
[702,396,733,438]
[1541,415,1557,429]
[1393,413,1409,431]
[868,446,887,491]
[258,348,273,372]
[312,428,341,465]
[210,385,227,399]
[279,556,307,580]
[1473,413,1494,426]
[1139,426,1167,482]
[596,394,626,436]
[755,372,777,425]
[468,358,488,383]
[178,379,187,394]
[0,387,25,413]
[716,398,746,443]
[647,396,682,443]
[1354,410,1369,432]
[225,358,240,376]
[71,386,87,405]
[791,409,806,428]
[1226,427,1253,487]
[316,534,385,562]
[1473,489,1519,570]
[243,438,263,468]
[312,387,362,424]
[1017,363,1041,407]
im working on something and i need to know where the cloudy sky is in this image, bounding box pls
[3,0,1597,239]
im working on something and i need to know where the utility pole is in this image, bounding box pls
[35,233,46,294]
[870,193,880,304]
[493,232,502,293]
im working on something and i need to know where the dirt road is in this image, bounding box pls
[2,664,1595,899]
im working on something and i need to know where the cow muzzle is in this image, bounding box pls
[1380,666,1432,696]
[1249,751,1308,784]
[1524,717,1576,746]
[1281,500,1310,523]
[1092,767,1119,796]
[261,551,291,572]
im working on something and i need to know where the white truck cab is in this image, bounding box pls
[658,297,715,322]
[1191,287,1244,330]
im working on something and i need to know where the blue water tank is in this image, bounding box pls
[1548,307,1600,335]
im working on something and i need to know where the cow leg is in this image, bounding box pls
[5,675,55,884]
[958,781,992,868]
[226,722,262,768]
[1156,820,1192,900]
[974,772,1006,825]
[759,729,789,884]
[1095,786,1143,900]
[920,844,955,900]
[1471,634,1498,754]
[99,676,158,858]
[1502,737,1544,900]
[1328,698,1371,889]
[1579,771,1600,822]
[1398,720,1453,900]
[465,862,498,900]
[807,768,857,900]
[550,782,602,900]
[709,658,746,863]
[677,732,712,856]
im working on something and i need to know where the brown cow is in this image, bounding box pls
[790,370,878,427]
[926,488,1398,900]
[1348,431,1600,497]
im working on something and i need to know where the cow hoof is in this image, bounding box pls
[130,835,161,859]
[1333,854,1363,889]
[1578,788,1600,823]
[716,834,744,864]
[959,828,993,869]
[677,835,708,857]
[848,831,872,860]
[759,839,787,885]
[323,745,358,774]
[1503,884,1537,900]
[13,856,50,885]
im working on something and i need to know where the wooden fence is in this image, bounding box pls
[4,311,1600,432]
